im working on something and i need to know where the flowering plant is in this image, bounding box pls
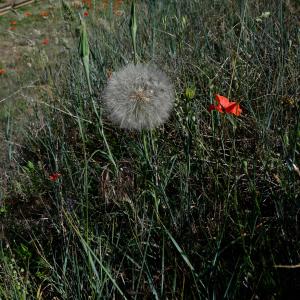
[102,63,174,130]
[209,94,242,116]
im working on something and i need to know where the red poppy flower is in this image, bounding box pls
[8,26,16,31]
[42,38,49,45]
[209,94,242,116]
[24,12,32,17]
[0,69,6,75]
[83,11,89,17]
[10,20,17,25]
[49,173,61,182]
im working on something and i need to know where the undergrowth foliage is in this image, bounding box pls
[1,0,299,299]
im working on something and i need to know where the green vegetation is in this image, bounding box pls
[1,0,299,299]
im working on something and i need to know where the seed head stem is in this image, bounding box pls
[79,16,92,95]
[130,0,138,65]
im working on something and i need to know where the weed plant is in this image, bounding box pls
[1,0,299,299]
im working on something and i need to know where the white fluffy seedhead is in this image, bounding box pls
[102,63,174,130]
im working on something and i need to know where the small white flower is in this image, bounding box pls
[102,63,174,130]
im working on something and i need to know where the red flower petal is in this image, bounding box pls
[0,69,6,75]
[208,104,214,112]
[209,104,223,113]
[49,173,61,182]
[214,94,242,116]
[84,11,89,16]
[42,38,49,45]
[225,103,242,116]
[215,94,231,108]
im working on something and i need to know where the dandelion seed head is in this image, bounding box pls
[102,63,174,130]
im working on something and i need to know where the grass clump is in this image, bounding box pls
[0,0,299,299]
